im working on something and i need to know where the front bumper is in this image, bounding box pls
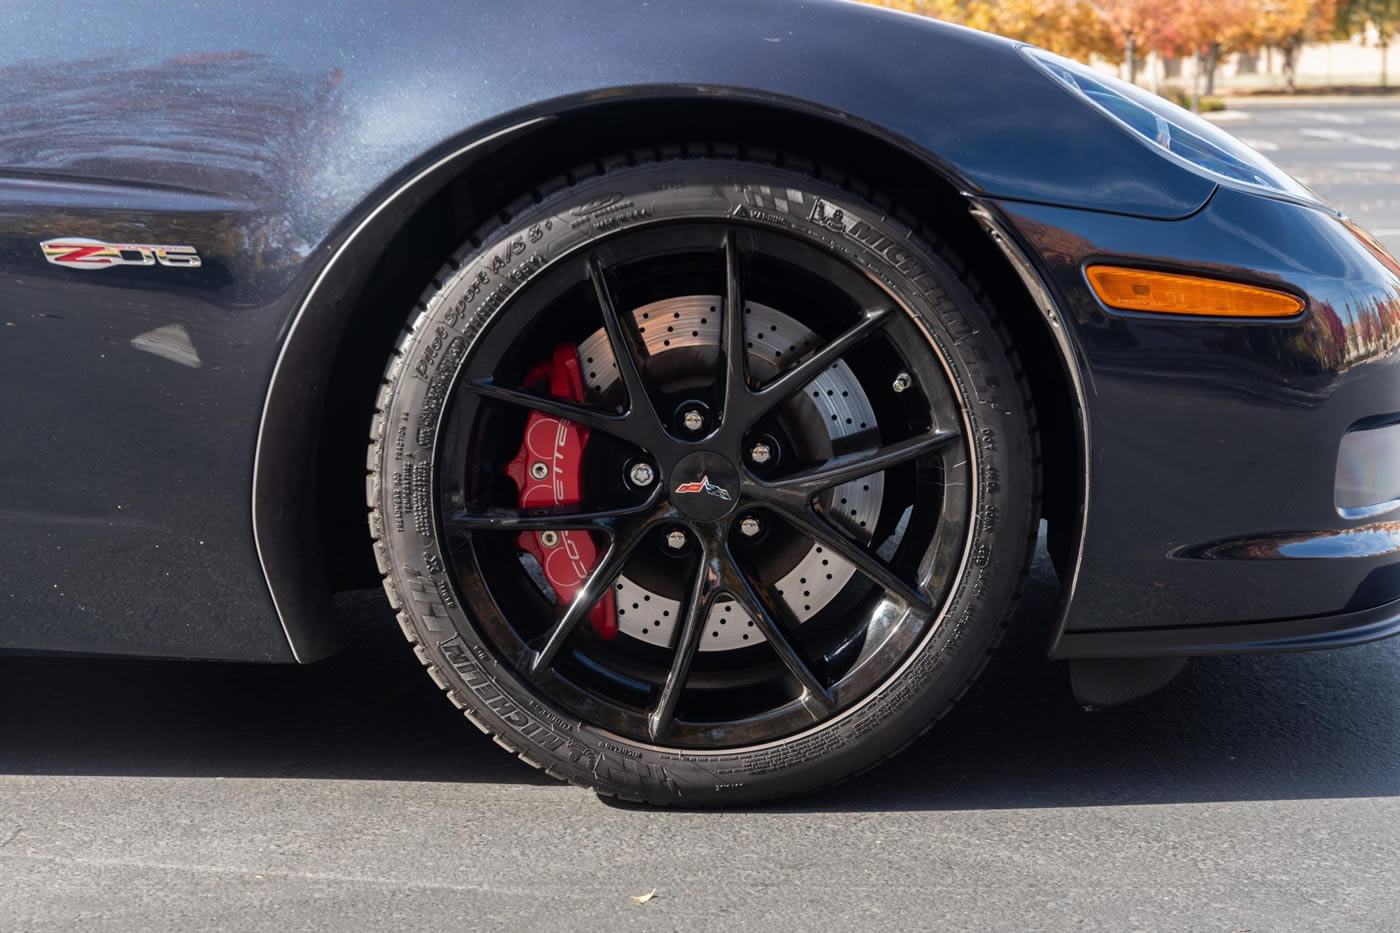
[993,186,1400,657]
[1056,594,1400,658]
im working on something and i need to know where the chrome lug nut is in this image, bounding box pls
[539,530,560,548]
[748,442,772,465]
[739,516,761,538]
[529,461,550,480]
[629,462,656,487]
[680,408,705,433]
[891,372,912,393]
[665,530,688,551]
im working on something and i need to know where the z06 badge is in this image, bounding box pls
[40,238,201,270]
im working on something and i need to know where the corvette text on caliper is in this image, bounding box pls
[504,344,617,639]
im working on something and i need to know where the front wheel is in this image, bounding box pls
[369,151,1038,805]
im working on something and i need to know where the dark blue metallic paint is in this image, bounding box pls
[996,188,1400,641]
[2,0,1399,666]
[1,0,1215,219]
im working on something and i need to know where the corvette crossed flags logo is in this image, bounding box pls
[673,475,732,501]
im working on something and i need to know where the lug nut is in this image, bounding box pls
[680,408,706,433]
[748,442,772,465]
[629,462,655,487]
[539,530,560,548]
[665,530,688,551]
[530,461,550,480]
[739,516,761,538]
[891,372,912,393]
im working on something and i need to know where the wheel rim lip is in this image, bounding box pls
[432,215,979,751]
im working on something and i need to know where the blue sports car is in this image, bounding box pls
[4,0,1399,804]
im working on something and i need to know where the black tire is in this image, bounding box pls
[368,149,1039,806]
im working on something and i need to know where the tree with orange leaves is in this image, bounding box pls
[1336,0,1400,86]
[1166,0,1257,105]
[876,0,1175,80]
[1082,0,1177,83]
[869,0,1117,61]
[1253,0,1338,90]
[863,0,1339,94]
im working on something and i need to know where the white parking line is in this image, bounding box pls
[1297,111,1366,125]
[1237,137,1281,151]
[1300,128,1400,149]
[1336,161,1397,171]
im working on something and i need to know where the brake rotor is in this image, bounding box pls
[577,296,884,651]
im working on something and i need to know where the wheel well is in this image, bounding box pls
[313,97,1080,595]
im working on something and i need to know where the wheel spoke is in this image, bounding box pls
[720,544,835,718]
[445,500,655,535]
[748,306,894,424]
[463,379,640,444]
[720,230,748,426]
[589,253,665,435]
[525,506,667,680]
[757,429,959,504]
[648,531,721,742]
[772,506,931,613]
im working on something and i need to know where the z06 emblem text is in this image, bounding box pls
[40,238,202,270]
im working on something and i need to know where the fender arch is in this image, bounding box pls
[252,89,1089,660]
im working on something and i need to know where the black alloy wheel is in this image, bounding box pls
[370,150,1039,805]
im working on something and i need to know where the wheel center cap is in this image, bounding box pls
[669,451,741,521]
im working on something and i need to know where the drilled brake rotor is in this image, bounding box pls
[576,296,884,651]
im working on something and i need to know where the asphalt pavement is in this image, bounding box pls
[4,530,1400,930]
[4,100,1400,931]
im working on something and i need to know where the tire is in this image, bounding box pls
[368,149,1039,806]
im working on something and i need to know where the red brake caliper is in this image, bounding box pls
[504,344,617,640]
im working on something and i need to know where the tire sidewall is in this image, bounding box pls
[372,159,1034,804]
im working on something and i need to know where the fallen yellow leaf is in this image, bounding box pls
[630,888,658,904]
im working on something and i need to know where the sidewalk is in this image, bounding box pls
[1220,94,1400,107]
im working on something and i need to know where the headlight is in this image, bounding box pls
[1022,47,1319,205]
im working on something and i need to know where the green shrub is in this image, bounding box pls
[1164,91,1227,113]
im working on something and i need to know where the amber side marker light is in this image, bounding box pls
[1085,265,1304,318]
